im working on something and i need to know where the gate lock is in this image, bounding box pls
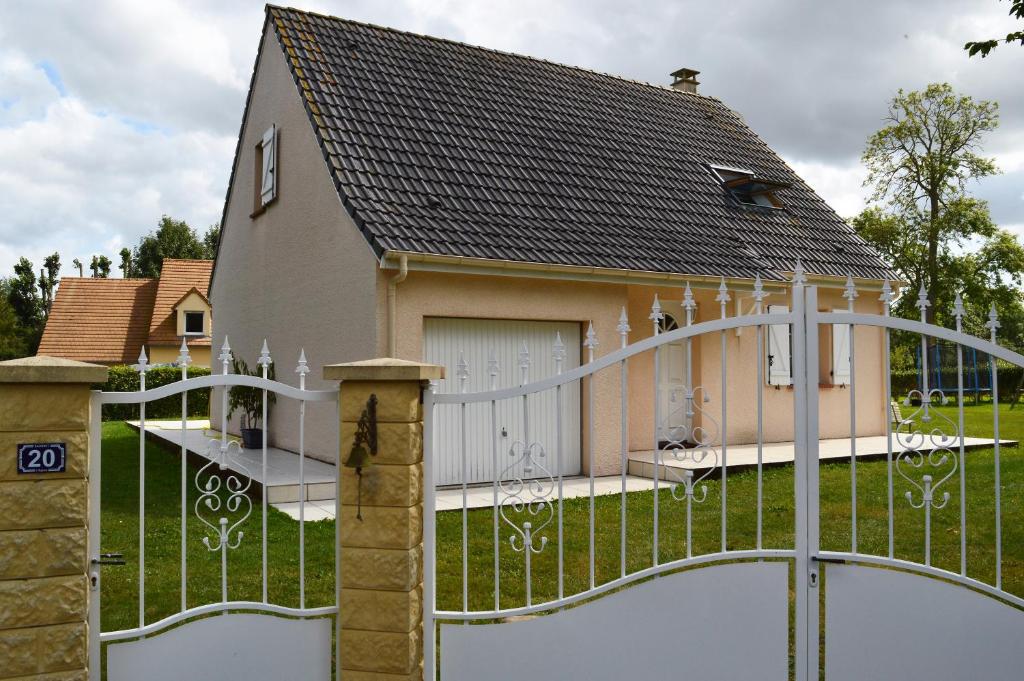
[92,552,126,566]
[343,394,378,521]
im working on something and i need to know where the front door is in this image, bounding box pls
[657,309,691,445]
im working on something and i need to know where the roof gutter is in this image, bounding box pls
[379,250,900,292]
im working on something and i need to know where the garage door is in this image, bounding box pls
[424,318,582,487]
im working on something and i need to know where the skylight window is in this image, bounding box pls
[710,165,789,209]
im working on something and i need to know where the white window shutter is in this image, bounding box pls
[260,125,276,205]
[766,305,792,386]
[832,310,851,386]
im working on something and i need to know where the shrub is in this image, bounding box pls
[95,364,211,421]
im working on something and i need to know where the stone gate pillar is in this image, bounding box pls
[0,356,108,680]
[324,358,443,681]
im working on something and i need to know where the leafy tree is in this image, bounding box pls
[132,216,207,278]
[72,258,83,277]
[862,83,999,322]
[118,248,133,278]
[90,255,112,278]
[965,0,1024,57]
[202,224,220,259]
[0,279,28,360]
[8,257,42,331]
[39,253,60,313]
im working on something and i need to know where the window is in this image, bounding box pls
[710,165,788,209]
[253,124,277,214]
[184,311,205,335]
[766,305,793,386]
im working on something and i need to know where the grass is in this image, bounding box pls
[100,400,1024,632]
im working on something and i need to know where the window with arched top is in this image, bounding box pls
[659,314,679,333]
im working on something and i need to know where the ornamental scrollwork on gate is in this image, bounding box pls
[499,440,554,555]
[660,385,719,504]
[195,438,253,552]
[894,389,958,514]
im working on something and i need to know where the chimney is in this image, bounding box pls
[670,67,700,94]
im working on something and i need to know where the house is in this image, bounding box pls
[210,6,895,481]
[39,259,214,368]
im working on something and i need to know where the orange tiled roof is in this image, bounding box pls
[38,278,158,365]
[147,259,214,346]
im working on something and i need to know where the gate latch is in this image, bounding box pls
[91,552,125,566]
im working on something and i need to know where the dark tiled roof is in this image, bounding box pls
[267,5,890,281]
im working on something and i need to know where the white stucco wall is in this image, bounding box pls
[210,27,380,463]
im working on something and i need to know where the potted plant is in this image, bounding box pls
[228,358,276,449]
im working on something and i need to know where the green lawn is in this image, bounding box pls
[99,400,1024,629]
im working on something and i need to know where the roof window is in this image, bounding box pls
[710,166,789,209]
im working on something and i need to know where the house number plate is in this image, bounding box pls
[17,443,66,474]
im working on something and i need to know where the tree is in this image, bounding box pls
[90,255,111,278]
[72,258,83,277]
[202,224,220,259]
[132,216,207,278]
[39,253,60,313]
[8,258,42,331]
[862,83,999,322]
[0,280,28,360]
[965,0,1024,57]
[118,248,133,278]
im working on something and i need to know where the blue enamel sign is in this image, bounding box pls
[17,443,66,474]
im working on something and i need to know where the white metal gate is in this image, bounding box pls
[423,270,1024,680]
[88,339,340,681]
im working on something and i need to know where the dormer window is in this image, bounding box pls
[184,311,205,335]
[710,165,789,209]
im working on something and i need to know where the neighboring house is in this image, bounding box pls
[211,6,895,481]
[39,259,214,368]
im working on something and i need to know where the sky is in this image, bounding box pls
[0,0,1022,278]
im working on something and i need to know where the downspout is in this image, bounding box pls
[386,254,408,357]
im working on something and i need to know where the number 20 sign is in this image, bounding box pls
[17,443,67,474]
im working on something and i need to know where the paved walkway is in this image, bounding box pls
[627,434,1016,478]
[129,420,1014,521]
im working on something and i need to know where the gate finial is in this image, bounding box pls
[843,275,858,311]
[879,276,893,311]
[134,346,149,374]
[986,303,1001,341]
[295,349,310,390]
[682,283,695,325]
[552,332,566,374]
[617,307,631,348]
[792,259,807,286]
[456,351,470,393]
[257,339,273,376]
[177,339,191,369]
[518,341,531,385]
[916,282,931,320]
[715,278,730,320]
[218,337,232,373]
[649,294,664,335]
[752,274,765,313]
[584,322,598,363]
[952,293,965,331]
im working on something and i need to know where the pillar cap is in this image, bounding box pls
[0,355,109,383]
[324,357,444,382]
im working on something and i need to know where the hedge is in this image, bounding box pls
[890,361,1023,402]
[95,365,211,421]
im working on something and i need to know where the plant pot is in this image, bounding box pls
[240,428,264,449]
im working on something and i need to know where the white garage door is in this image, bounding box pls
[424,318,582,487]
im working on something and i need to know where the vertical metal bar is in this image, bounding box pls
[849,321,858,554]
[653,342,660,567]
[334,392,342,681]
[720,328,728,553]
[219,343,229,604]
[924,476,933,567]
[587,372,595,590]
[491,392,500,612]
[423,385,437,681]
[261,361,269,604]
[881,282,895,559]
[990,327,1002,589]
[556,382,564,600]
[88,392,102,680]
[955,303,966,577]
[461,400,468,614]
[686,471,693,559]
[180,360,188,612]
[139,366,146,628]
[793,279,817,681]
[756,324,764,551]
[620,358,628,578]
[299,396,306,609]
